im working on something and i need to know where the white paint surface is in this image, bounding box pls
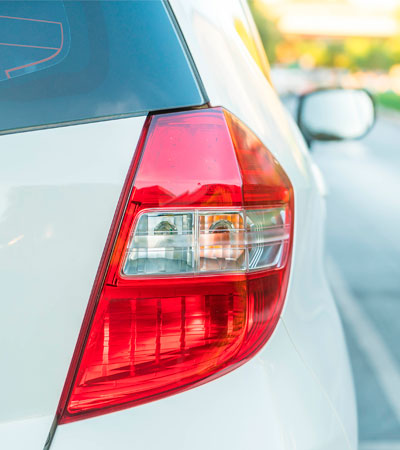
[0,116,145,447]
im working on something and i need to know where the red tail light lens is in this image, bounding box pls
[58,108,294,423]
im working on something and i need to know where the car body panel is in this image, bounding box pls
[0,416,52,450]
[0,117,145,436]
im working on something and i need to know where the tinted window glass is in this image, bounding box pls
[0,2,71,82]
[0,1,204,133]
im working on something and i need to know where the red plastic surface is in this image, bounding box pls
[58,108,293,423]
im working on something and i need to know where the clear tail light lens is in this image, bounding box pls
[58,107,294,423]
[122,208,289,276]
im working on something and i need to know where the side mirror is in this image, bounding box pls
[297,88,376,145]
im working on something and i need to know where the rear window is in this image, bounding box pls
[0,0,205,134]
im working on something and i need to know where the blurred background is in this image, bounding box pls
[248,0,400,448]
[250,0,400,101]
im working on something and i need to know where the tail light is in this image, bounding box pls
[58,107,294,423]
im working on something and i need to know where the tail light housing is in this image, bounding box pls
[58,107,294,423]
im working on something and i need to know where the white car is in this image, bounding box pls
[0,1,374,449]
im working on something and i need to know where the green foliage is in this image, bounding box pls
[376,91,400,111]
[247,0,400,72]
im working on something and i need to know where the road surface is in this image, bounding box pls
[312,110,400,449]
